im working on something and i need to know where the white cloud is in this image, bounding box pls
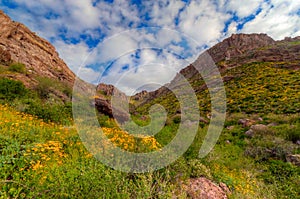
[145,0,185,27]
[227,21,238,35]
[53,40,100,82]
[242,0,300,40]
[99,48,189,95]
[64,0,101,30]
[97,33,139,63]
[225,0,264,18]
[53,40,90,72]
[178,1,231,45]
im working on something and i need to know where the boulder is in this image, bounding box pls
[226,126,234,130]
[267,123,278,127]
[200,117,209,124]
[186,177,229,199]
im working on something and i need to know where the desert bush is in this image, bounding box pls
[0,78,28,101]
[34,77,55,99]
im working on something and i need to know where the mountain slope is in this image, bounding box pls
[0,10,75,89]
[132,33,300,116]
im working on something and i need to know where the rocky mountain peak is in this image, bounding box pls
[208,33,275,63]
[0,10,75,86]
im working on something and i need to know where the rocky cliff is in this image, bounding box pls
[0,10,75,87]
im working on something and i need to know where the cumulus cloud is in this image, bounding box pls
[53,40,100,83]
[242,0,300,39]
[144,0,185,27]
[225,0,264,18]
[178,1,231,46]
[53,40,90,71]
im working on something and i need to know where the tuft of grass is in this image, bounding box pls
[8,63,26,74]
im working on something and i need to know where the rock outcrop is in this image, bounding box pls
[207,33,300,69]
[207,33,276,64]
[0,10,75,87]
[94,83,130,123]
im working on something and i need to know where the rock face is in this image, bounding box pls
[0,10,75,86]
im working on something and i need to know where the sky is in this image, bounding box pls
[0,0,299,95]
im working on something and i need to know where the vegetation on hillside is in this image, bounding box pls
[0,75,72,125]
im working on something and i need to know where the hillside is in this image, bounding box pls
[132,33,300,115]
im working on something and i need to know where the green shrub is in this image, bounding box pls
[172,114,181,124]
[0,65,8,73]
[0,78,28,101]
[8,63,26,74]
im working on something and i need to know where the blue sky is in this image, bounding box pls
[0,0,299,94]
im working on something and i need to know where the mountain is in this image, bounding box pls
[208,33,300,69]
[0,10,75,91]
[131,33,300,115]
